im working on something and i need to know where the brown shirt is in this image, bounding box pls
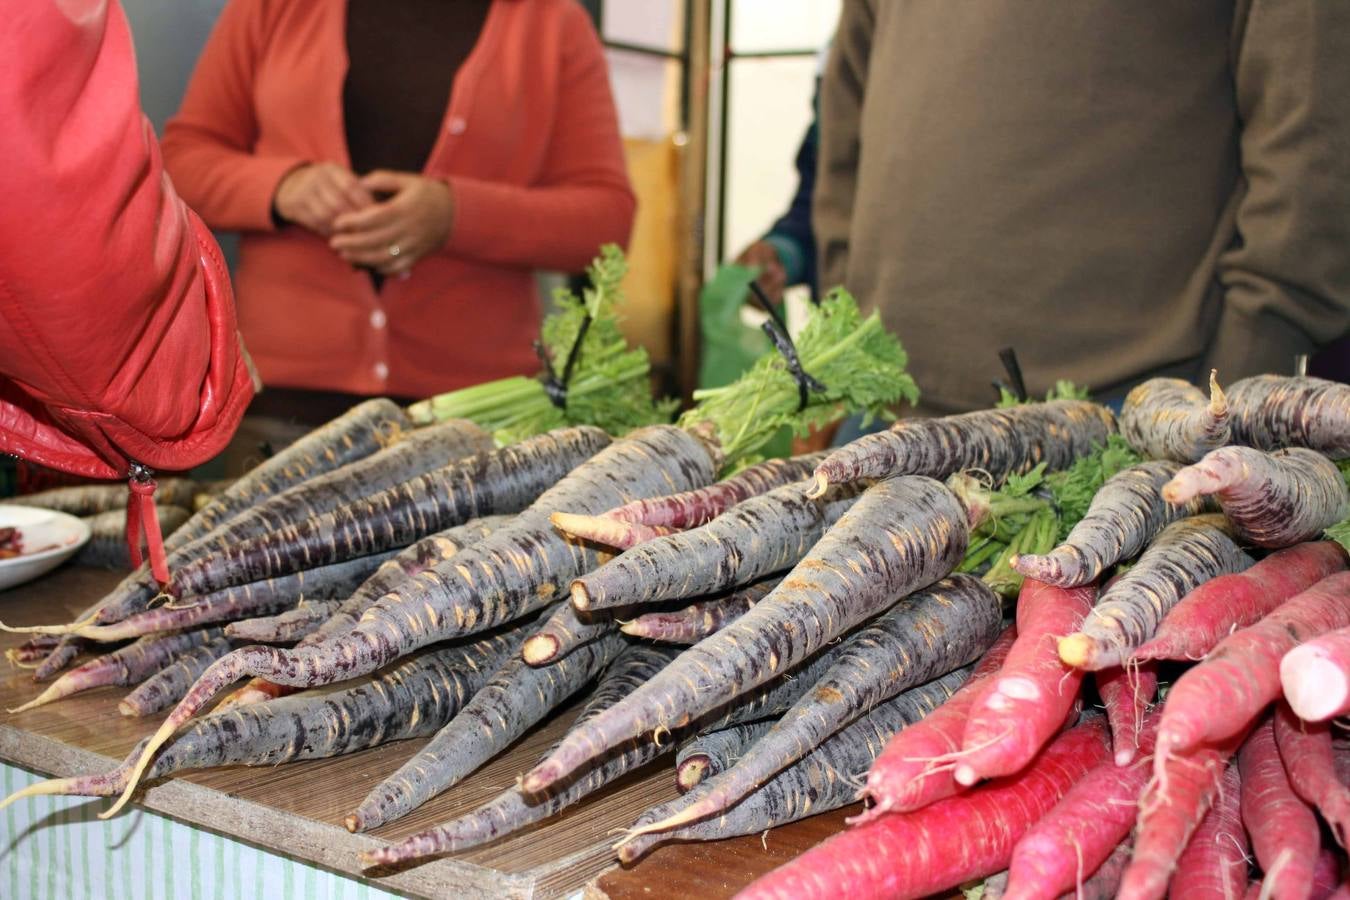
[816,1,1350,413]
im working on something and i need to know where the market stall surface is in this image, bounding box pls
[0,567,851,899]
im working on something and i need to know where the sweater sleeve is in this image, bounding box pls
[444,4,636,272]
[161,0,308,233]
[1204,0,1350,379]
[812,0,873,298]
[0,0,252,478]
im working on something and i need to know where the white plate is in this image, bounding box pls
[0,504,92,592]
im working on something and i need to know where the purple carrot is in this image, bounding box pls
[1226,374,1350,458]
[347,629,631,832]
[9,628,224,713]
[167,427,611,597]
[523,474,971,795]
[224,601,344,644]
[118,638,233,716]
[675,719,776,793]
[10,478,200,516]
[60,552,396,643]
[0,632,520,812]
[112,425,717,818]
[1119,372,1230,462]
[76,506,192,569]
[615,670,969,864]
[30,638,84,681]
[807,400,1115,498]
[1012,461,1209,587]
[520,601,617,666]
[1163,446,1349,549]
[545,513,675,550]
[6,635,60,667]
[1058,515,1253,670]
[224,517,510,708]
[360,642,679,865]
[634,575,1001,834]
[569,481,863,613]
[620,578,781,644]
[602,452,826,529]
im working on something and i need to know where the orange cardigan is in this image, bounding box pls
[163,0,635,399]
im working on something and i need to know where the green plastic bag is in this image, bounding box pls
[698,263,792,458]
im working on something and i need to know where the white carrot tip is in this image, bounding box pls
[1207,369,1228,415]
[803,472,829,500]
[1280,645,1347,722]
[0,777,76,811]
[102,718,175,819]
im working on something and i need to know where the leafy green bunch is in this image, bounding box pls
[682,288,919,468]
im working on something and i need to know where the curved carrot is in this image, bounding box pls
[1163,447,1348,548]
[1226,374,1350,458]
[1011,460,1205,587]
[1273,702,1350,849]
[118,638,232,717]
[1119,372,1229,463]
[618,578,780,644]
[1134,541,1347,663]
[1168,762,1247,900]
[223,601,343,644]
[1058,515,1251,670]
[1095,660,1158,766]
[1238,717,1319,900]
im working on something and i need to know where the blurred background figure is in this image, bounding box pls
[162,0,635,469]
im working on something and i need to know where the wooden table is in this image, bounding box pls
[0,566,854,899]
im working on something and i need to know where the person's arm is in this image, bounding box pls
[1204,0,1350,378]
[442,3,637,272]
[812,0,872,297]
[160,0,311,232]
[0,0,253,478]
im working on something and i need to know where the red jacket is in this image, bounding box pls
[0,0,254,481]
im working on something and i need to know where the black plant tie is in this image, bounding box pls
[747,282,826,412]
[537,312,594,410]
[994,346,1028,403]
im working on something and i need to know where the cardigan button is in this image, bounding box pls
[370,309,387,329]
[373,361,389,381]
[447,117,467,135]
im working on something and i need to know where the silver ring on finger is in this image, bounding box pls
[388,243,402,258]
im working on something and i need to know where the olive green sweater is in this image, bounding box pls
[816,0,1350,413]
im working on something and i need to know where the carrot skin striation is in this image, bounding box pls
[1001,711,1159,900]
[31,638,83,681]
[1011,460,1205,587]
[1273,702,1350,849]
[1155,571,1350,764]
[620,670,970,865]
[1226,374,1350,458]
[1281,625,1350,722]
[523,474,970,795]
[1168,762,1248,900]
[955,578,1096,785]
[118,638,233,716]
[9,628,224,713]
[809,399,1116,496]
[1239,717,1319,900]
[109,425,717,818]
[857,625,1018,820]
[1120,732,1246,900]
[675,719,775,793]
[644,575,1001,830]
[547,513,675,550]
[603,452,826,528]
[731,717,1112,900]
[1095,660,1159,766]
[347,629,631,832]
[168,427,612,596]
[223,601,344,644]
[1134,541,1347,663]
[1058,515,1252,670]
[1119,373,1229,463]
[11,478,200,516]
[360,642,679,865]
[1162,446,1349,548]
[0,633,519,812]
[64,553,396,643]
[570,480,862,612]
[618,578,780,644]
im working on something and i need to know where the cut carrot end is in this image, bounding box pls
[521,635,559,667]
[569,581,592,611]
[675,759,709,793]
[1057,633,1094,668]
[343,814,360,834]
[1281,649,1347,722]
[117,702,137,717]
